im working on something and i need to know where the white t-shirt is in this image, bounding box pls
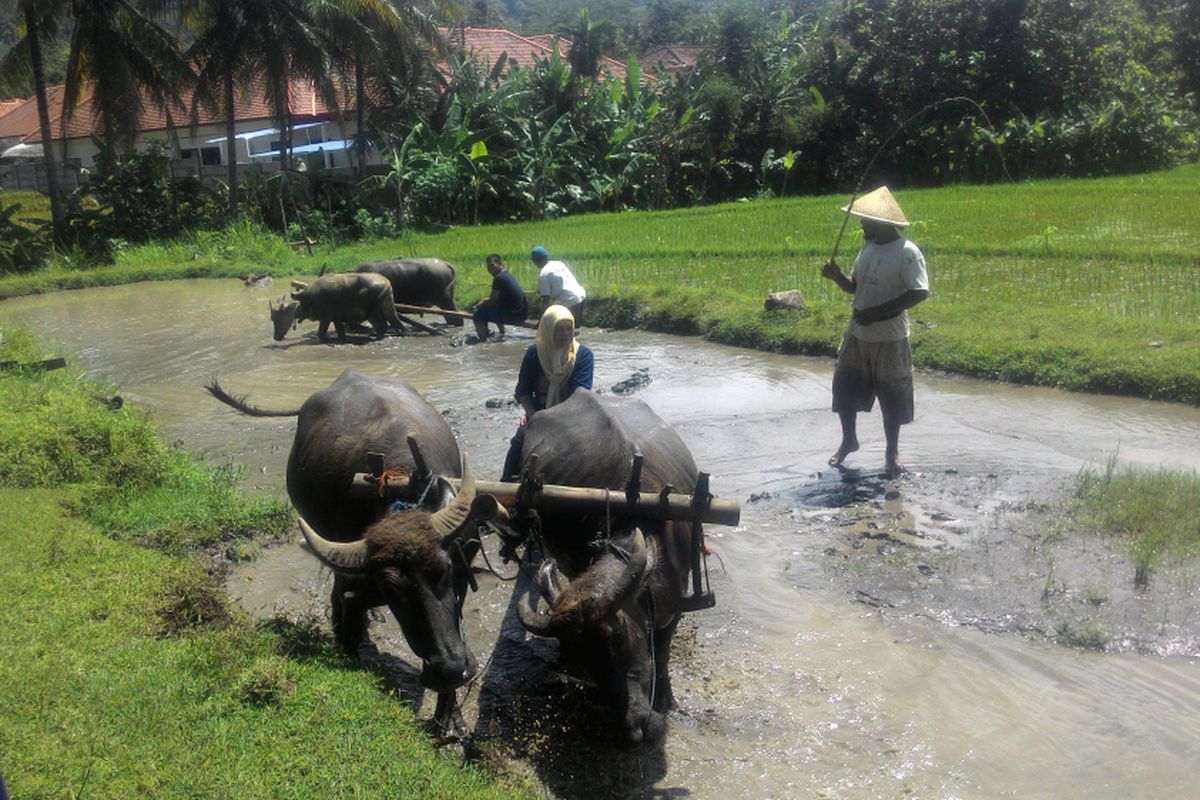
[537,260,586,307]
[849,238,928,342]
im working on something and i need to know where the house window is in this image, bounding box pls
[180,146,222,166]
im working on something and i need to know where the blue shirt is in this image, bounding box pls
[515,344,594,410]
[492,269,528,316]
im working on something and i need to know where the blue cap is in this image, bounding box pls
[531,245,549,260]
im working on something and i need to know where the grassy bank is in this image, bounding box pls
[2,164,1198,403]
[0,331,534,799]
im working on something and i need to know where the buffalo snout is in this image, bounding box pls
[421,651,478,691]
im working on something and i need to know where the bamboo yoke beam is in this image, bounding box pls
[350,469,741,527]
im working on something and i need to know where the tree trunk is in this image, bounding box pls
[355,58,366,178]
[224,71,238,218]
[22,0,64,239]
[275,75,291,173]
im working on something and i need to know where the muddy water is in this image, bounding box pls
[4,279,1200,799]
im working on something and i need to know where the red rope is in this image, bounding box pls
[376,465,412,497]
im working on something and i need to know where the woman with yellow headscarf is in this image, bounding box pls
[501,304,594,480]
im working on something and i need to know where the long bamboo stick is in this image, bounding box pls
[394,302,537,329]
[394,302,474,319]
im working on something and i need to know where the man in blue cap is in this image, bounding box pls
[531,245,586,324]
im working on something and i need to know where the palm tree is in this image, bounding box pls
[3,0,67,237]
[562,8,617,87]
[62,0,194,166]
[241,0,338,175]
[187,0,254,216]
[4,1,195,237]
[309,0,444,177]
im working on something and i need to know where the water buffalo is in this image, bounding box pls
[269,272,404,341]
[512,390,700,745]
[353,258,461,326]
[206,369,482,719]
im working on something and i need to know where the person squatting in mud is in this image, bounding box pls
[470,253,529,342]
[501,304,594,481]
[821,185,929,475]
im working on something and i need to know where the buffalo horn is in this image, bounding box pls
[594,527,649,619]
[432,456,476,540]
[516,575,558,637]
[297,517,368,574]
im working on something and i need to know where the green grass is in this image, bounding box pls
[0,490,532,799]
[0,331,534,799]
[1073,455,1200,588]
[0,188,52,226]
[2,163,1197,402]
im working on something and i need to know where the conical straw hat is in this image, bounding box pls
[840,185,909,227]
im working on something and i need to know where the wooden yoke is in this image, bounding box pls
[350,453,741,527]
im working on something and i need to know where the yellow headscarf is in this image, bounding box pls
[535,305,578,408]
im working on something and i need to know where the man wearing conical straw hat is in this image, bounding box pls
[821,185,929,475]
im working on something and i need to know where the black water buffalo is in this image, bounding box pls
[269,272,403,341]
[513,390,699,745]
[353,258,461,326]
[207,369,481,710]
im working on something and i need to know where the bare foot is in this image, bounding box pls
[885,459,907,476]
[828,440,859,467]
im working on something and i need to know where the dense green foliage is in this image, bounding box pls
[0,330,535,798]
[0,200,50,272]
[61,144,229,263]
[3,0,1198,266]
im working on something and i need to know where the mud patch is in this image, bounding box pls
[786,468,1200,658]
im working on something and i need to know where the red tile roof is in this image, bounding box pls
[0,97,27,122]
[0,88,66,141]
[5,26,630,145]
[5,80,344,143]
[448,27,627,80]
[52,80,342,140]
[641,46,707,74]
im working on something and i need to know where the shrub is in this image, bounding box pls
[0,203,51,274]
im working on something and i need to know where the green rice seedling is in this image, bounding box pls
[1072,461,1200,589]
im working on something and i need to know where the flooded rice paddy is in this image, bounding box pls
[3,278,1199,799]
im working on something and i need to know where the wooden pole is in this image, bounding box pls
[394,302,536,329]
[394,302,472,319]
[396,313,443,336]
[350,472,740,527]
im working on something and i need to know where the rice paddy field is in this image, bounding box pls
[392,163,1199,326]
[2,162,1197,402]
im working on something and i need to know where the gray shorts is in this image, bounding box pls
[831,334,914,424]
